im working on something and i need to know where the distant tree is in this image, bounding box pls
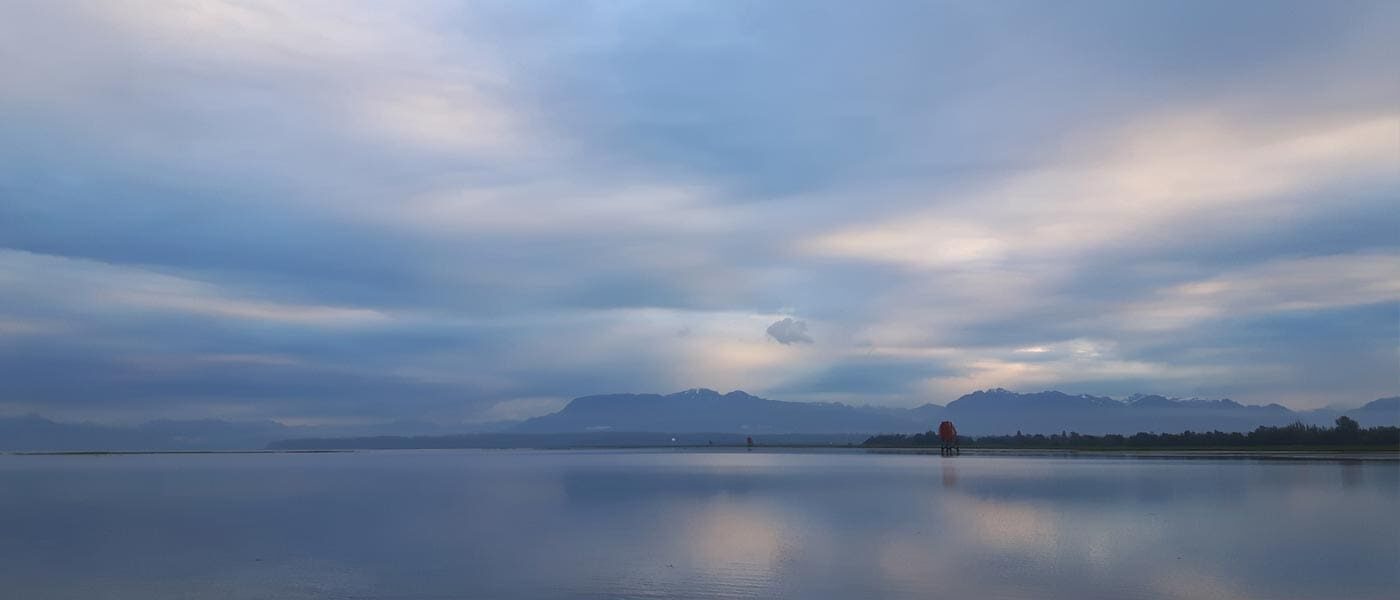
[1335,415,1360,433]
[1335,416,1361,443]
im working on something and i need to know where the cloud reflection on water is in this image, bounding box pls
[1,451,1396,599]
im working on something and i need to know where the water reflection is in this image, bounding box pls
[941,459,958,488]
[0,450,1394,600]
[1341,461,1364,488]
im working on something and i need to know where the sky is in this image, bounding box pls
[1,0,1397,424]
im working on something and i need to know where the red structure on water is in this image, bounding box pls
[938,421,959,455]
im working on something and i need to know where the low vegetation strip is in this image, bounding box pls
[862,417,1400,450]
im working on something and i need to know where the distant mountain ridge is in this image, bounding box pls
[513,388,942,434]
[4,389,1396,451]
[938,389,1300,435]
[513,388,1400,435]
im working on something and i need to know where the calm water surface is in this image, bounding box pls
[1,449,1396,599]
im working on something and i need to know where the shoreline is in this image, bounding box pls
[5,446,1396,460]
[3,449,352,456]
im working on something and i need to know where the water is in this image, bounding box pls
[1,449,1395,599]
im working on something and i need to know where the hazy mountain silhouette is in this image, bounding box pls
[512,388,1400,436]
[939,389,1301,435]
[4,389,1396,451]
[513,388,941,434]
[1353,396,1399,416]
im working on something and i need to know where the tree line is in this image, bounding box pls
[861,417,1400,449]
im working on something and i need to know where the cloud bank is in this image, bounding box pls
[1,0,1397,424]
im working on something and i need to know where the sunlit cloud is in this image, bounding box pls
[806,114,1399,269]
[0,250,391,327]
[1118,252,1400,332]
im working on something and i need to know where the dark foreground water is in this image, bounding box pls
[1,450,1396,600]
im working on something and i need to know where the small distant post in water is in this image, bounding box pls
[938,421,959,455]
[746,436,754,451]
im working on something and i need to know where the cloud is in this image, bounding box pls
[1,0,1397,422]
[766,318,814,345]
[0,250,391,328]
[772,356,954,395]
[805,114,1400,270]
[1115,252,1400,332]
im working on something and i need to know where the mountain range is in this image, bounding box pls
[513,388,1400,436]
[512,388,943,435]
[4,389,1396,451]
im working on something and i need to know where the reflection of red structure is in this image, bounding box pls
[938,421,959,455]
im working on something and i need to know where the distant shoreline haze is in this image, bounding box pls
[3,389,1396,452]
